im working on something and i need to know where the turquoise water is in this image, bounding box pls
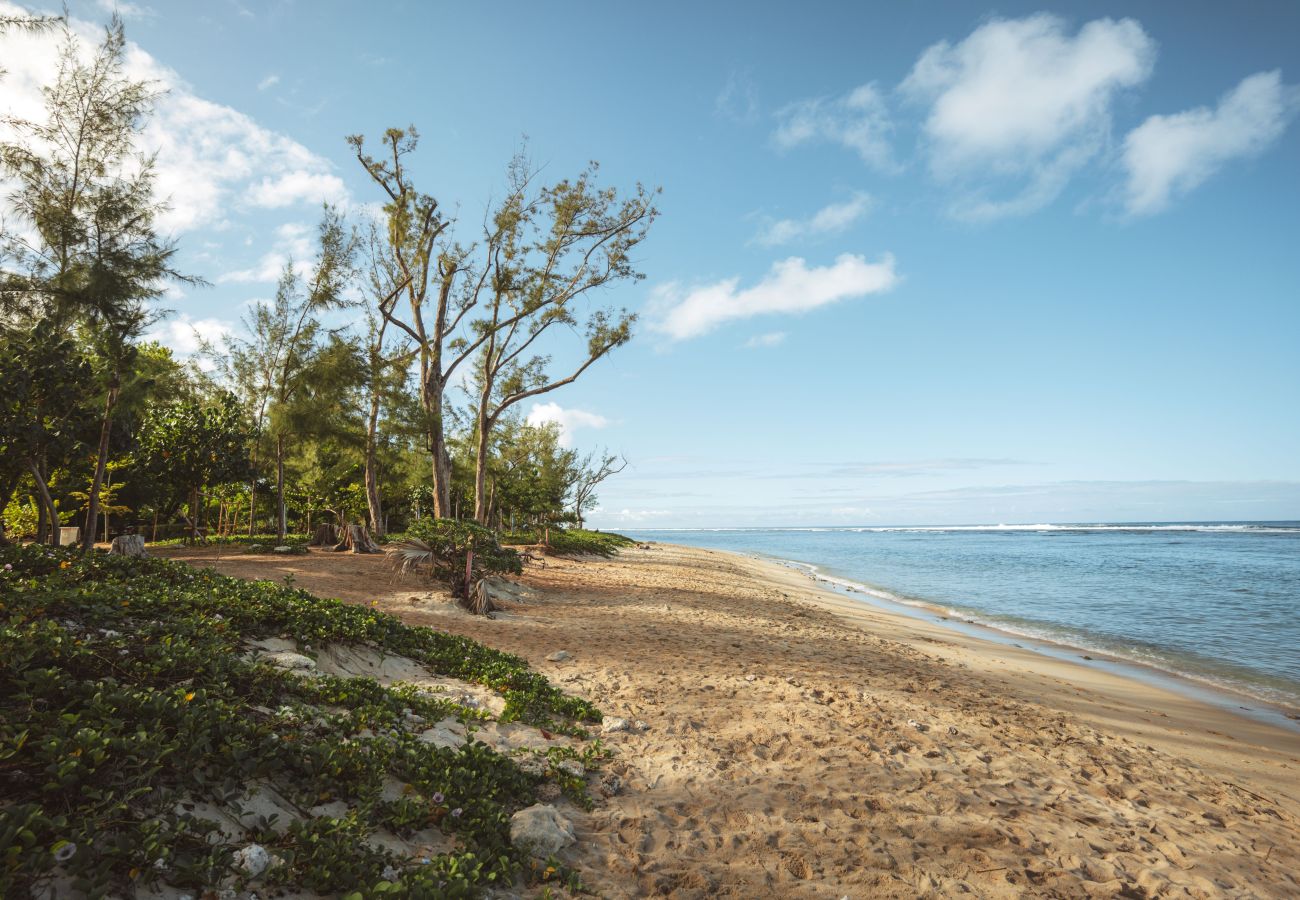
[627,523,1300,713]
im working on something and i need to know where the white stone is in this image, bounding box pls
[263,651,316,671]
[555,758,584,778]
[600,717,630,734]
[509,804,575,857]
[417,718,467,750]
[545,650,571,662]
[273,545,292,553]
[232,843,271,878]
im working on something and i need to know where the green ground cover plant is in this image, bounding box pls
[0,544,601,898]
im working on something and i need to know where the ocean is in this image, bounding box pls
[625,523,1300,719]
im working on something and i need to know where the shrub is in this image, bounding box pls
[388,519,522,602]
[544,529,635,558]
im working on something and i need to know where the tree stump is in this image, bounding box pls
[309,523,339,546]
[332,523,380,554]
[109,534,147,558]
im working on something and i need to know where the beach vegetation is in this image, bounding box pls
[0,543,601,897]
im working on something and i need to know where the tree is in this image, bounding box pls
[220,207,356,538]
[349,127,488,520]
[0,325,95,545]
[468,157,655,522]
[571,449,627,529]
[0,18,194,551]
[135,393,251,536]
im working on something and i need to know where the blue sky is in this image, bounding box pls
[4,1,1298,526]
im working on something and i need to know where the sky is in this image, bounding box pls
[2,0,1298,527]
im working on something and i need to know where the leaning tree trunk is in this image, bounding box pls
[332,523,381,553]
[29,460,59,547]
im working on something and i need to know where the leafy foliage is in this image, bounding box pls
[0,545,600,898]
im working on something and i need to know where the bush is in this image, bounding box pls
[391,519,522,600]
[544,529,635,558]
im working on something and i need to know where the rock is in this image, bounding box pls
[555,758,584,778]
[109,534,146,557]
[232,843,271,878]
[907,719,929,732]
[262,651,316,671]
[417,718,467,750]
[273,545,292,553]
[509,804,575,857]
[744,674,757,682]
[601,717,631,734]
[516,755,548,777]
[633,720,650,733]
[947,726,959,735]
[599,773,624,797]
[546,650,572,662]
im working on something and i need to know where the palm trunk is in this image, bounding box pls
[83,376,120,552]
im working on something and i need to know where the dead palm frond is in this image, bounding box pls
[385,538,438,577]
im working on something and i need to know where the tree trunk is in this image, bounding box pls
[472,403,492,523]
[29,460,59,547]
[83,376,120,552]
[364,390,385,536]
[275,434,287,539]
[422,368,454,519]
[332,523,380,553]
[109,534,146,558]
[309,523,338,546]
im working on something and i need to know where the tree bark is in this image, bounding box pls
[332,523,380,553]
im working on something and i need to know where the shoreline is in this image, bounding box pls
[161,541,1300,896]
[678,542,1300,809]
[734,545,1300,734]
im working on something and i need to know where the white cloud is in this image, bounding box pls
[773,83,895,170]
[95,0,153,18]
[146,313,234,357]
[526,402,611,448]
[245,170,347,209]
[257,73,280,91]
[649,253,899,341]
[753,192,872,246]
[902,14,1155,219]
[217,221,313,283]
[0,6,350,234]
[716,68,759,124]
[1121,70,1299,216]
[743,331,787,349]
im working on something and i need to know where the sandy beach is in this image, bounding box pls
[160,541,1300,898]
